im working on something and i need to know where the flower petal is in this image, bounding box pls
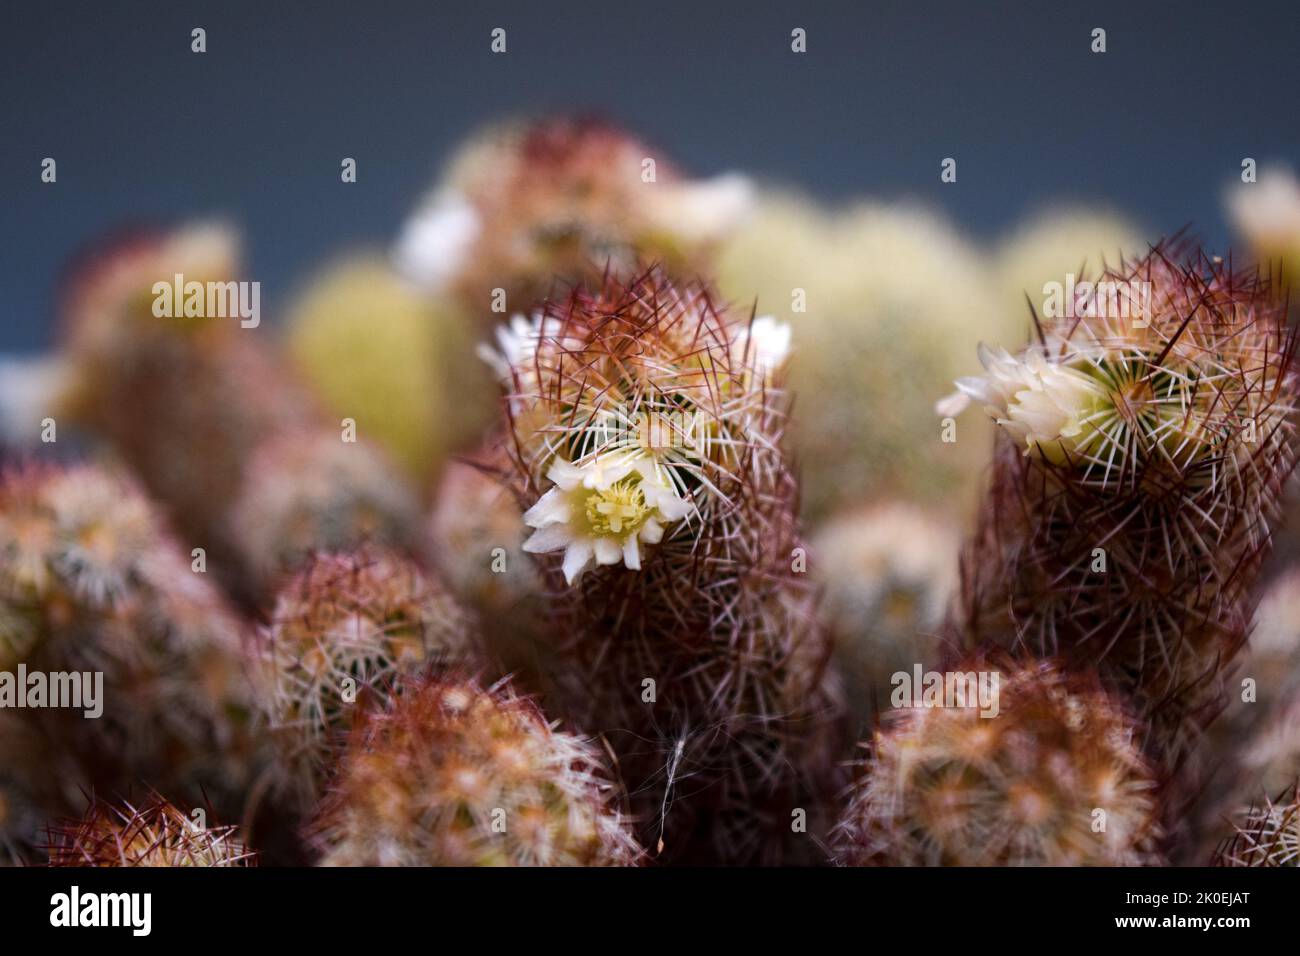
[522,522,575,554]
[593,537,622,565]
[561,539,594,585]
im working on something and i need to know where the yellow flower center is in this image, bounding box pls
[584,480,651,536]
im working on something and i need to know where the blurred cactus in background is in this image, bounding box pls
[55,224,422,602]
[491,267,842,864]
[832,658,1163,866]
[1226,164,1300,280]
[230,431,422,582]
[812,501,958,736]
[254,547,480,808]
[285,254,493,484]
[947,244,1298,774]
[58,225,315,574]
[395,116,752,320]
[1190,568,1300,857]
[717,193,1013,522]
[47,792,255,867]
[427,458,548,689]
[0,711,81,865]
[309,672,642,866]
[0,463,258,817]
[992,207,1146,327]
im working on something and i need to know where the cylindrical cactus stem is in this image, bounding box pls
[308,672,642,866]
[428,457,549,690]
[1213,783,1300,866]
[394,116,752,316]
[944,244,1299,771]
[0,462,257,815]
[253,547,481,808]
[57,223,421,599]
[229,431,422,582]
[488,267,842,864]
[832,656,1164,866]
[59,225,315,567]
[46,792,256,866]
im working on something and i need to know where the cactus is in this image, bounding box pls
[717,192,1012,520]
[489,267,842,863]
[308,672,642,866]
[992,207,1146,327]
[254,547,480,807]
[230,430,422,582]
[428,458,548,688]
[0,462,257,813]
[394,116,751,317]
[59,225,315,568]
[946,244,1299,770]
[812,502,959,735]
[1214,784,1300,866]
[285,254,494,483]
[832,658,1163,866]
[1188,567,1300,857]
[47,793,255,866]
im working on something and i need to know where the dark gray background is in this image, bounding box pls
[3,0,1297,351]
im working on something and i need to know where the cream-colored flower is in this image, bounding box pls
[477,313,581,384]
[392,190,481,291]
[1227,165,1300,254]
[521,453,691,584]
[949,343,1107,456]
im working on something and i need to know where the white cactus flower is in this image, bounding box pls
[521,453,691,584]
[951,343,1107,456]
[392,190,481,291]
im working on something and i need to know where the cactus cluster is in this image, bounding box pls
[490,267,841,863]
[57,224,420,597]
[308,672,642,866]
[0,462,256,819]
[832,658,1163,866]
[254,547,479,806]
[396,116,751,315]
[7,98,1300,875]
[47,793,255,867]
[947,245,1299,769]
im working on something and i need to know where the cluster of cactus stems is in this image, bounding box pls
[7,107,1300,870]
[0,462,256,854]
[396,116,751,315]
[489,267,842,863]
[57,224,420,597]
[946,245,1298,775]
[832,658,1163,866]
[254,547,480,808]
[46,793,256,867]
[308,672,642,866]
